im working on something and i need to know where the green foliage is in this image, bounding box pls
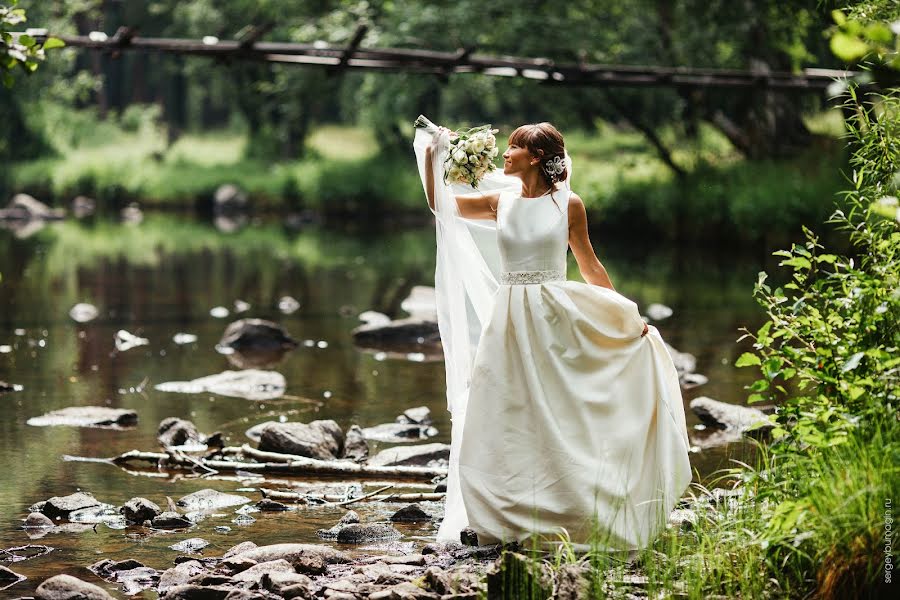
[738,90,899,451]
[0,0,64,87]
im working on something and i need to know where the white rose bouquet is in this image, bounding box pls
[415,115,500,189]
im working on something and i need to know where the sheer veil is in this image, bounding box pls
[412,117,572,540]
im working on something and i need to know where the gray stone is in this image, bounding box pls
[156,370,286,401]
[152,511,193,529]
[336,523,402,544]
[260,570,315,595]
[114,329,149,352]
[69,303,99,323]
[258,420,344,460]
[362,422,436,443]
[342,424,369,461]
[681,372,709,390]
[1,194,65,221]
[162,584,232,600]
[158,417,204,448]
[223,541,258,559]
[645,303,673,321]
[690,396,772,434]
[35,574,115,600]
[0,565,26,588]
[23,512,54,528]
[38,492,102,519]
[214,184,248,212]
[390,504,432,523]
[27,407,137,429]
[177,489,250,512]
[120,497,161,523]
[368,582,440,600]
[367,443,450,467]
[72,196,95,218]
[398,406,431,425]
[256,498,290,511]
[351,316,441,356]
[554,564,591,600]
[423,566,482,596]
[228,544,349,575]
[157,560,208,595]
[316,510,360,540]
[231,559,294,583]
[88,560,158,595]
[219,318,298,351]
[169,538,210,554]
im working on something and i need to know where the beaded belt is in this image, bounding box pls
[499,269,566,285]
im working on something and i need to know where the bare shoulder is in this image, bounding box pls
[568,192,587,221]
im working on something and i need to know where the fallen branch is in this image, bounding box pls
[260,488,446,504]
[87,448,446,481]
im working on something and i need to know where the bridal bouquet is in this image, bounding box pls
[415,115,500,188]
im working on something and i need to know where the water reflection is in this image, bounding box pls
[0,214,766,591]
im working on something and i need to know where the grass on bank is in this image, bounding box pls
[487,418,897,599]
[8,102,847,242]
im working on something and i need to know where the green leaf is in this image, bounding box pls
[2,71,13,88]
[18,34,34,48]
[841,351,865,372]
[831,10,846,26]
[736,352,761,367]
[830,32,871,62]
[42,37,65,50]
[864,23,893,44]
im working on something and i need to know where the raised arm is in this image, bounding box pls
[424,140,499,220]
[567,193,615,290]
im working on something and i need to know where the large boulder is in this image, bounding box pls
[258,420,344,460]
[157,417,204,448]
[35,574,115,600]
[219,319,298,351]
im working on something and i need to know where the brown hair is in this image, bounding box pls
[508,122,567,210]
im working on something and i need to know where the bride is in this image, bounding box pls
[413,120,692,549]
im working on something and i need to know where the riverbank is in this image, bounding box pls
[5,104,847,244]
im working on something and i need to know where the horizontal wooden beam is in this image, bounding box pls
[10,30,856,92]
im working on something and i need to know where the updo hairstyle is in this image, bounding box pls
[507,122,568,188]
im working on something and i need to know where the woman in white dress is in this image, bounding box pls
[414,121,691,549]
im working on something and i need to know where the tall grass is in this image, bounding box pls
[7,102,846,241]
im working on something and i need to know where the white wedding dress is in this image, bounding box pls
[412,123,692,549]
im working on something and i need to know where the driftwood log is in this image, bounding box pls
[84,446,448,481]
[259,487,445,504]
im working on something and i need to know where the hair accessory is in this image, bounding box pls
[542,155,566,178]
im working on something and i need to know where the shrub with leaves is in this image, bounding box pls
[0,0,64,88]
[738,88,899,452]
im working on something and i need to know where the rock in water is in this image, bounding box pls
[114,329,149,352]
[176,489,250,512]
[1,193,65,220]
[69,303,99,323]
[0,565,26,588]
[35,574,115,600]
[219,318,298,351]
[390,504,432,522]
[336,523,402,544]
[645,303,674,321]
[23,512,54,529]
[258,420,345,460]
[157,417,203,447]
[214,184,248,212]
[342,424,369,461]
[690,396,772,434]
[38,492,102,519]
[367,443,450,467]
[155,369,286,401]
[120,497,161,523]
[399,286,438,320]
[151,512,193,529]
[27,406,137,429]
[169,538,209,554]
[398,406,432,425]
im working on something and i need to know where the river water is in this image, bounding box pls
[0,213,766,595]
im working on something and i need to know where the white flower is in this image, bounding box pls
[453,149,468,164]
[472,139,485,153]
[489,147,499,158]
